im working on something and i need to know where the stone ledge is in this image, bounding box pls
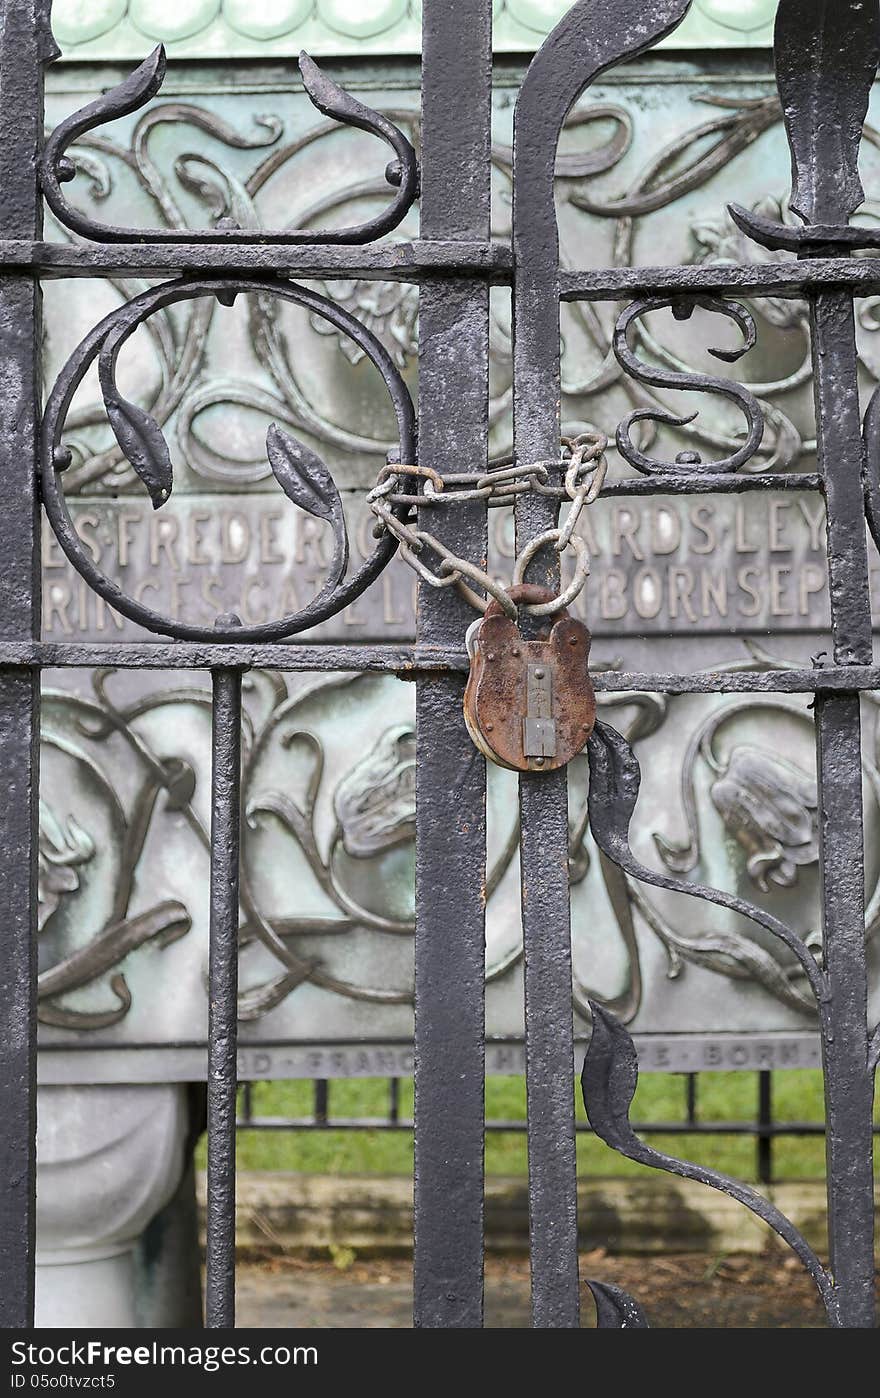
[197,1171,877,1258]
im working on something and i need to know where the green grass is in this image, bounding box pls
[198,1070,880,1182]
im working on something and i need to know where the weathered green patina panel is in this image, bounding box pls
[36,39,880,1081]
[50,1,777,61]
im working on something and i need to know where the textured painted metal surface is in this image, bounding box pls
[0,0,55,1329]
[205,665,242,1327]
[1,0,878,1334]
[412,0,491,1329]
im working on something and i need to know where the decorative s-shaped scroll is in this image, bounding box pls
[41,47,418,244]
[42,278,416,644]
[613,296,765,474]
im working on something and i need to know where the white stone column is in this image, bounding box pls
[35,1084,190,1328]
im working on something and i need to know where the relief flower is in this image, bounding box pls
[38,799,95,931]
[312,279,419,370]
[710,744,818,892]
[334,724,416,858]
[692,195,802,331]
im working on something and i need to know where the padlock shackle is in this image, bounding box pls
[483,583,564,622]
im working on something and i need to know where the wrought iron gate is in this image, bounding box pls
[0,0,878,1330]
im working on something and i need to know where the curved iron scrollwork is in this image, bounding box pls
[42,277,416,643]
[41,46,419,244]
[580,1002,839,1326]
[586,719,828,1008]
[580,718,855,1326]
[613,295,765,474]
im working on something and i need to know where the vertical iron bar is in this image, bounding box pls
[815,693,875,1326]
[389,1077,400,1126]
[413,0,492,1329]
[517,767,579,1328]
[685,1074,698,1128]
[757,1072,772,1186]
[314,1079,329,1128]
[0,0,52,1327]
[205,667,242,1329]
[811,295,874,667]
[809,289,875,1326]
[509,0,698,1328]
[512,115,580,1342]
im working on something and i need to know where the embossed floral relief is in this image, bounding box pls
[45,67,880,504]
[36,654,880,1038]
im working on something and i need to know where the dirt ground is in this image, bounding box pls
[235,1251,865,1328]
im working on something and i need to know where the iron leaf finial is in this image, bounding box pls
[775,0,880,227]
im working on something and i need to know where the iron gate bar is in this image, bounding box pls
[412,0,492,1329]
[205,666,243,1328]
[510,0,707,1329]
[8,646,880,690]
[0,240,513,279]
[799,59,878,1319]
[814,694,876,1325]
[0,0,50,1329]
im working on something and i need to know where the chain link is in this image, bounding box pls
[367,433,607,618]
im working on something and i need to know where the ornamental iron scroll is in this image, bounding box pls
[41,46,419,243]
[2,0,880,1336]
[42,277,416,642]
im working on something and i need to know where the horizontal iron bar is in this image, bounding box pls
[597,473,821,495]
[0,239,513,283]
[1,249,878,299]
[595,669,880,694]
[14,642,457,671]
[235,1115,863,1136]
[9,644,880,692]
[560,260,880,301]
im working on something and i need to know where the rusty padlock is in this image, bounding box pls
[463,584,596,773]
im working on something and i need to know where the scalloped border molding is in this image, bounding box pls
[50,0,776,61]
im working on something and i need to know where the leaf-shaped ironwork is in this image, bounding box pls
[98,373,174,510]
[581,1002,839,1323]
[613,296,765,475]
[40,46,418,244]
[729,0,880,251]
[777,0,879,226]
[265,424,348,587]
[586,720,827,1006]
[585,1279,648,1329]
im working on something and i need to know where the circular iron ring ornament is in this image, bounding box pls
[42,277,416,643]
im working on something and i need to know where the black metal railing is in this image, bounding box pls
[236,1072,880,1189]
[0,0,878,1332]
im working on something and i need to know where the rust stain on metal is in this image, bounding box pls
[463,585,596,772]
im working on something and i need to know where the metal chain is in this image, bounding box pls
[367,432,608,620]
